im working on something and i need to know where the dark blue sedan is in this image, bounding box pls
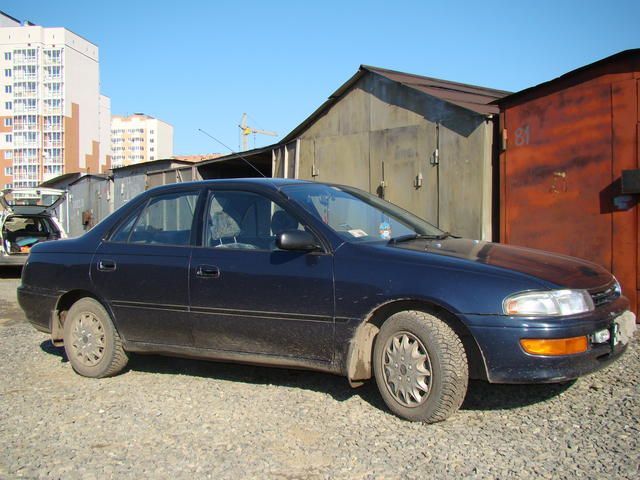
[18,179,636,422]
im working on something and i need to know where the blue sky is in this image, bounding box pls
[4,0,639,155]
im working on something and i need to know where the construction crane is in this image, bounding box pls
[239,113,277,151]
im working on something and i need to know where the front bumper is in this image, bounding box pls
[461,297,635,383]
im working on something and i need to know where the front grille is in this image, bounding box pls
[590,284,619,308]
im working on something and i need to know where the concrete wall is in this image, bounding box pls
[294,73,495,240]
[111,114,174,167]
[0,13,20,27]
[153,118,174,161]
[61,28,102,173]
[0,24,108,187]
[99,95,112,168]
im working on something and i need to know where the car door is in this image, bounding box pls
[91,188,201,346]
[189,188,335,362]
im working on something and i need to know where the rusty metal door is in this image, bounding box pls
[501,79,638,312]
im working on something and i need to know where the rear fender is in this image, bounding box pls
[52,289,123,347]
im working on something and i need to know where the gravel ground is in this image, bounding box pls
[1,272,639,479]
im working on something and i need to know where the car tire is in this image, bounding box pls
[63,297,128,378]
[373,310,468,423]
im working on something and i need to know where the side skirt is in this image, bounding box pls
[124,341,342,376]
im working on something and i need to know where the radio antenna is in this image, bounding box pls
[197,128,266,178]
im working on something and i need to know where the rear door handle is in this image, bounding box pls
[196,265,220,278]
[98,259,117,272]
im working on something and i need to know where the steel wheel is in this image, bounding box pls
[382,331,432,407]
[63,298,129,378]
[69,311,106,367]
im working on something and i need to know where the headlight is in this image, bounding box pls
[504,290,594,316]
[613,277,622,295]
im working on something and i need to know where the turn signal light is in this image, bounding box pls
[520,336,588,356]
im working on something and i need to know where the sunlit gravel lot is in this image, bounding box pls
[1,270,638,479]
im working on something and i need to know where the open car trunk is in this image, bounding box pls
[0,188,66,258]
[1,215,62,256]
[0,187,66,215]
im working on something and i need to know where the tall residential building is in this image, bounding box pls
[0,11,111,189]
[111,113,173,168]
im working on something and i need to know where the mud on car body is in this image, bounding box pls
[18,179,636,422]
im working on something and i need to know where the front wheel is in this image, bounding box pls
[63,298,129,378]
[373,310,468,423]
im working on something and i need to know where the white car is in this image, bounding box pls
[0,188,66,266]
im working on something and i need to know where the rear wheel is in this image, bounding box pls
[63,298,128,378]
[373,310,468,423]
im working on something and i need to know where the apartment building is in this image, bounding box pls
[0,11,111,189]
[111,113,173,168]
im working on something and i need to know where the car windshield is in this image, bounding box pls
[282,183,443,243]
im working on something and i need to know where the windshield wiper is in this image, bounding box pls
[388,232,452,244]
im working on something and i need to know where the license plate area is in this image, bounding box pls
[610,311,636,348]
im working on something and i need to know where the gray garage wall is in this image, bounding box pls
[65,176,112,237]
[293,74,495,240]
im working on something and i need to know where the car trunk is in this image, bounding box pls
[1,215,61,256]
[0,187,66,215]
[0,188,66,257]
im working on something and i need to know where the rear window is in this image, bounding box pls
[3,216,53,234]
[2,189,63,208]
[110,191,199,246]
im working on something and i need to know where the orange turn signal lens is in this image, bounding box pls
[520,336,588,356]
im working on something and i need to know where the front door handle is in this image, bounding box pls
[98,259,116,272]
[196,265,220,278]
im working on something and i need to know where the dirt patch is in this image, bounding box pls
[0,278,25,326]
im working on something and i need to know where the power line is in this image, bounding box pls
[197,128,266,178]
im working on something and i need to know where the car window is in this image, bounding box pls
[110,210,140,243]
[3,216,51,234]
[205,191,305,251]
[283,184,442,243]
[111,191,199,246]
[5,217,34,233]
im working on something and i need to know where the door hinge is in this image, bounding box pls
[430,148,439,166]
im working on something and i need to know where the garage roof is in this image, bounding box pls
[282,65,510,143]
[363,65,510,115]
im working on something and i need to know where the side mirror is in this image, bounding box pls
[276,230,321,252]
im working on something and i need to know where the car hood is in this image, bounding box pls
[390,237,613,290]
